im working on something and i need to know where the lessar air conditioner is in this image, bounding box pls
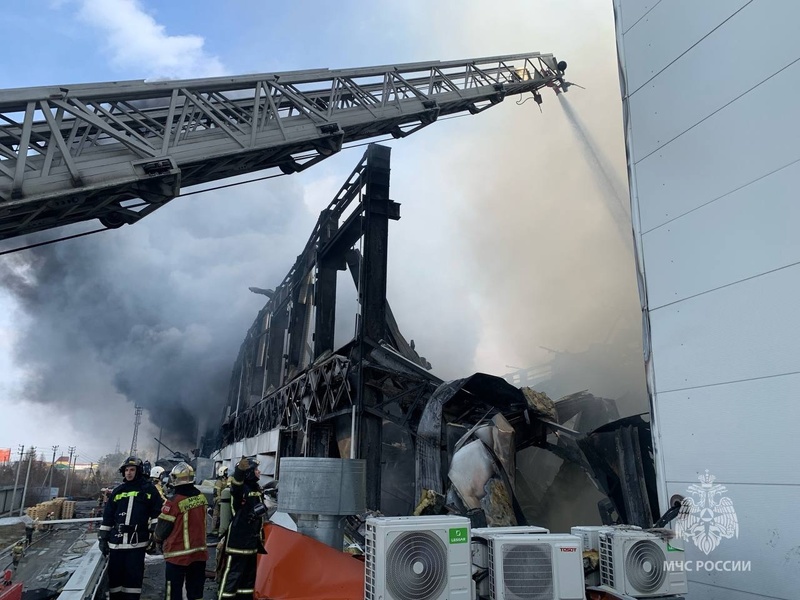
[364,515,472,600]
[488,533,585,600]
[599,528,688,597]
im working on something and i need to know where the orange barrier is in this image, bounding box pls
[255,523,365,600]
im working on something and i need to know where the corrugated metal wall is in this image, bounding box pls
[614,1,800,598]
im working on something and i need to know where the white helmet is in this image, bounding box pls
[150,466,165,479]
[217,465,229,478]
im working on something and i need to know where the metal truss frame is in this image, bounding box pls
[0,53,564,239]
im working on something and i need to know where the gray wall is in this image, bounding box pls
[614,1,800,598]
[0,485,23,515]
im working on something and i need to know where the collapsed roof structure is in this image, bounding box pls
[213,145,659,531]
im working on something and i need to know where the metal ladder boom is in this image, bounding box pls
[0,53,565,240]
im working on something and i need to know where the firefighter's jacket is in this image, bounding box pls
[153,479,166,501]
[213,476,228,503]
[226,467,265,554]
[154,484,208,565]
[100,476,163,550]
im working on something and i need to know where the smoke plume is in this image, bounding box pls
[0,177,314,456]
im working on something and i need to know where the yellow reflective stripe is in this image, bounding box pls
[177,494,207,513]
[113,490,152,502]
[219,555,233,598]
[158,513,176,522]
[247,491,261,498]
[230,478,243,486]
[238,589,254,594]
[165,581,171,600]
[183,509,190,550]
[225,547,257,555]
[113,490,139,502]
[163,546,207,558]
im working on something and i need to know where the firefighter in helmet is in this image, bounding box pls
[150,466,167,500]
[211,465,229,536]
[98,456,164,600]
[218,456,266,599]
[153,462,208,600]
[11,542,23,570]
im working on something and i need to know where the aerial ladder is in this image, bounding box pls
[0,53,568,242]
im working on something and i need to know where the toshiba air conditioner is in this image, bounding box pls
[487,533,585,600]
[364,515,472,600]
[570,526,613,587]
[472,525,550,539]
[599,528,688,597]
[570,526,613,552]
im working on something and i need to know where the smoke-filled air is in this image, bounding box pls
[0,0,648,461]
[0,177,315,455]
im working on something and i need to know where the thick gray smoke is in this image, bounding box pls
[0,176,314,455]
[441,66,648,416]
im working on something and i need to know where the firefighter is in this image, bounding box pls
[218,486,232,537]
[98,456,164,600]
[153,462,208,600]
[150,466,167,500]
[11,543,23,570]
[218,456,266,599]
[211,465,229,536]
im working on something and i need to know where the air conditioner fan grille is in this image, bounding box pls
[625,539,666,594]
[386,531,448,600]
[502,543,553,600]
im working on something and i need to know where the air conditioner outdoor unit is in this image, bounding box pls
[471,526,551,599]
[365,515,472,600]
[570,526,613,587]
[599,528,688,598]
[473,526,550,539]
[488,533,585,600]
[570,526,613,552]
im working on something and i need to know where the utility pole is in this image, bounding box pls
[19,447,35,516]
[156,426,163,461]
[47,445,59,494]
[8,445,24,516]
[130,405,143,456]
[64,446,76,497]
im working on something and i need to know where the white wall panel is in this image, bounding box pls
[656,373,800,485]
[617,0,658,34]
[634,59,800,233]
[664,481,800,599]
[622,0,749,94]
[628,1,800,161]
[642,161,800,308]
[616,0,800,598]
[649,265,800,392]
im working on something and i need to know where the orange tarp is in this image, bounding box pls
[255,523,365,600]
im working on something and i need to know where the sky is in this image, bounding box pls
[0,0,645,465]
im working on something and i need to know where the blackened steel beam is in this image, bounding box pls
[616,425,654,528]
[266,304,290,393]
[313,209,339,357]
[356,144,392,510]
